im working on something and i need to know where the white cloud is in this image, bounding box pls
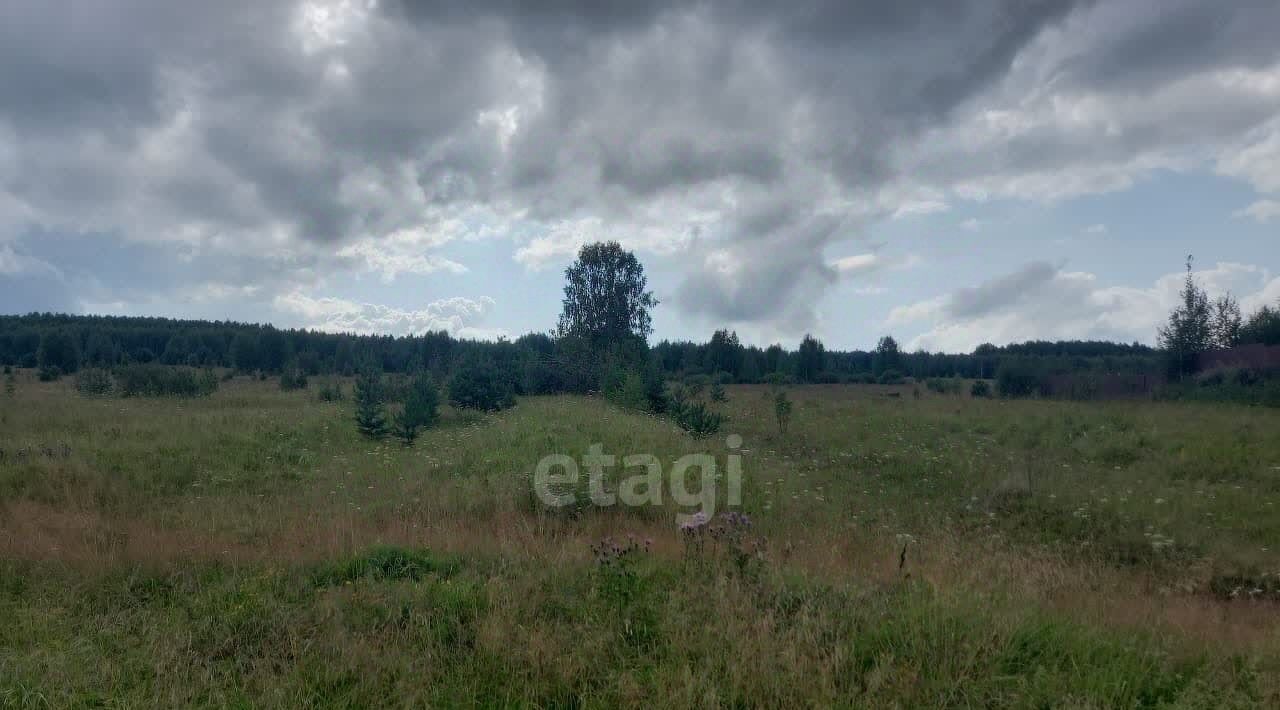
[1234,199,1280,223]
[274,291,501,338]
[893,261,1279,352]
[891,200,949,219]
[960,218,981,231]
[1084,223,1108,234]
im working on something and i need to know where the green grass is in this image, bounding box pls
[3,373,1280,706]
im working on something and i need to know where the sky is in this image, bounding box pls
[0,0,1278,353]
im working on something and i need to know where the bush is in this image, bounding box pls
[279,366,308,391]
[774,390,792,434]
[996,359,1048,398]
[354,367,388,439]
[75,368,114,397]
[926,377,962,395]
[667,387,726,438]
[877,369,905,385]
[709,381,727,402]
[970,380,992,398]
[683,373,710,398]
[115,365,218,398]
[673,400,726,439]
[448,360,515,412]
[762,372,794,386]
[317,382,345,402]
[602,364,650,412]
[37,365,62,382]
[393,375,441,446]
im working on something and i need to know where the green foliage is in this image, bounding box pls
[448,360,515,412]
[393,375,441,445]
[557,241,657,347]
[795,334,825,383]
[926,377,963,395]
[874,335,902,375]
[667,390,726,439]
[602,364,650,412]
[115,365,218,397]
[877,369,905,385]
[4,369,14,397]
[1158,368,1280,408]
[278,363,308,391]
[37,330,80,374]
[773,390,792,434]
[762,371,794,386]
[1158,256,1214,379]
[354,366,388,439]
[316,382,344,402]
[310,546,460,586]
[1240,303,1280,345]
[970,379,992,398]
[996,358,1047,398]
[37,365,62,381]
[683,373,709,397]
[709,381,727,402]
[75,368,115,397]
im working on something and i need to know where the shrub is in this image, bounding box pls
[393,375,441,446]
[279,366,308,391]
[448,360,515,412]
[603,364,650,412]
[75,368,114,397]
[877,369,905,385]
[681,373,709,398]
[317,382,345,402]
[710,381,727,402]
[996,359,1047,398]
[354,367,388,439]
[667,387,725,438]
[762,372,794,386]
[926,377,962,395]
[970,380,992,398]
[115,365,218,398]
[774,390,792,434]
[673,400,726,438]
[4,370,14,397]
[37,365,62,382]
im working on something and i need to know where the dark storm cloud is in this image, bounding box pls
[1,0,1279,330]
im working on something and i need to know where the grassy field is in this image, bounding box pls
[3,371,1280,707]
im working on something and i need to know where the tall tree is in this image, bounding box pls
[1212,293,1242,349]
[874,336,902,375]
[1239,303,1280,346]
[706,329,743,378]
[795,334,825,383]
[37,330,80,373]
[1158,256,1213,378]
[557,242,657,348]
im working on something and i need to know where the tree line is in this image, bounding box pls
[3,250,1276,392]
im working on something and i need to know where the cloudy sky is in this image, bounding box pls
[1,0,1278,352]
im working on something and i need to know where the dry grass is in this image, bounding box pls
[3,374,1280,706]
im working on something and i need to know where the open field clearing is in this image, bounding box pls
[4,375,1280,707]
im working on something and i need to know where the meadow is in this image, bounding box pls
[3,371,1280,707]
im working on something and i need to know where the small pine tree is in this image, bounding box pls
[774,390,792,435]
[4,370,15,398]
[354,366,388,439]
[710,381,727,402]
[393,375,441,446]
